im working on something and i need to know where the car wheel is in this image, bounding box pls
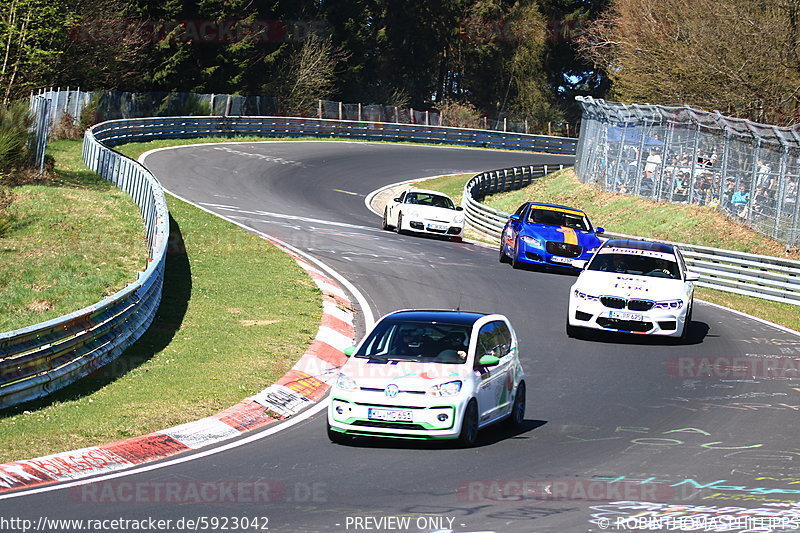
[499,241,511,263]
[382,208,391,231]
[506,381,525,428]
[327,421,349,445]
[511,238,522,269]
[396,212,404,235]
[457,400,479,448]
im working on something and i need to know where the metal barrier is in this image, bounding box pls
[0,127,169,409]
[88,116,577,154]
[463,165,800,306]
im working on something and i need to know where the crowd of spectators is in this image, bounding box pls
[605,139,798,227]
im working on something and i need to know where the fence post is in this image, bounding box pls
[748,139,762,222]
[338,101,343,120]
[773,145,789,239]
[687,122,701,205]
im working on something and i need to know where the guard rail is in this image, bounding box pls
[0,127,169,408]
[463,165,800,306]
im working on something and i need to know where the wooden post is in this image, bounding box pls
[318,99,323,119]
[338,101,343,120]
[358,102,362,121]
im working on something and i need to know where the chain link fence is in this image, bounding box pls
[575,96,800,248]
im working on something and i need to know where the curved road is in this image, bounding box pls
[3,141,800,532]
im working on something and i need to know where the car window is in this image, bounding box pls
[514,203,527,217]
[527,208,590,231]
[475,321,511,368]
[405,192,454,209]
[355,320,470,364]
[588,251,680,279]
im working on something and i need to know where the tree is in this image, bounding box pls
[580,0,800,125]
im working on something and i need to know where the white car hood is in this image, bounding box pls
[405,204,460,222]
[575,270,687,300]
[342,357,467,390]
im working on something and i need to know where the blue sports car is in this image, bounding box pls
[499,202,604,270]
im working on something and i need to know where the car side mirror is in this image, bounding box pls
[509,214,520,222]
[685,272,700,282]
[596,227,605,234]
[343,346,356,357]
[478,354,500,367]
[393,197,401,203]
[573,260,588,270]
[456,206,464,211]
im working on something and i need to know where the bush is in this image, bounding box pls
[0,101,33,173]
[52,112,84,140]
[439,99,483,129]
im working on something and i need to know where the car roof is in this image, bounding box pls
[383,310,488,326]
[603,238,676,254]
[526,202,587,216]
[406,188,453,198]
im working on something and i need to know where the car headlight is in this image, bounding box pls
[453,214,465,224]
[573,289,599,301]
[655,299,684,310]
[520,235,542,247]
[426,380,462,397]
[335,374,359,391]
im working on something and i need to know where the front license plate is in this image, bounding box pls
[427,223,447,231]
[550,256,573,264]
[608,311,643,321]
[368,408,413,422]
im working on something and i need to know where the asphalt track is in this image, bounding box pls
[3,141,800,533]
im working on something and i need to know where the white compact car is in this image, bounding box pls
[383,188,465,241]
[567,238,699,342]
[327,310,526,446]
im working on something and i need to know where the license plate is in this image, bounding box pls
[427,223,447,231]
[550,256,573,264]
[368,408,413,422]
[608,311,643,321]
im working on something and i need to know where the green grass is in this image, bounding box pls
[0,142,321,463]
[421,168,800,332]
[0,140,146,332]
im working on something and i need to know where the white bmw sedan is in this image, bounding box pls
[383,188,465,241]
[327,310,526,447]
[567,238,700,342]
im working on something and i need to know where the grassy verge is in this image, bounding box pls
[421,168,800,332]
[0,140,147,332]
[0,141,321,463]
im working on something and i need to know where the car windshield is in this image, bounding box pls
[588,252,680,279]
[527,208,590,231]
[355,320,471,364]
[404,192,455,210]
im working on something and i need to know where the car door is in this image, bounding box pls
[473,321,512,424]
[389,191,405,226]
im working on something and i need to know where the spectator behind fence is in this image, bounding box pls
[730,185,749,217]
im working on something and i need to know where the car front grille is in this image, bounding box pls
[596,318,652,332]
[600,297,654,311]
[351,421,428,430]
[546,241,583,258]
[600,296,627,309]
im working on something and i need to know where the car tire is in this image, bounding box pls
[511,239,523,269]
[327,421,349,445]
[396,213,404,235]
[506,381,525,429]
[457,400,479,448]
[382,208,391,231]
[499,242,511,263]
